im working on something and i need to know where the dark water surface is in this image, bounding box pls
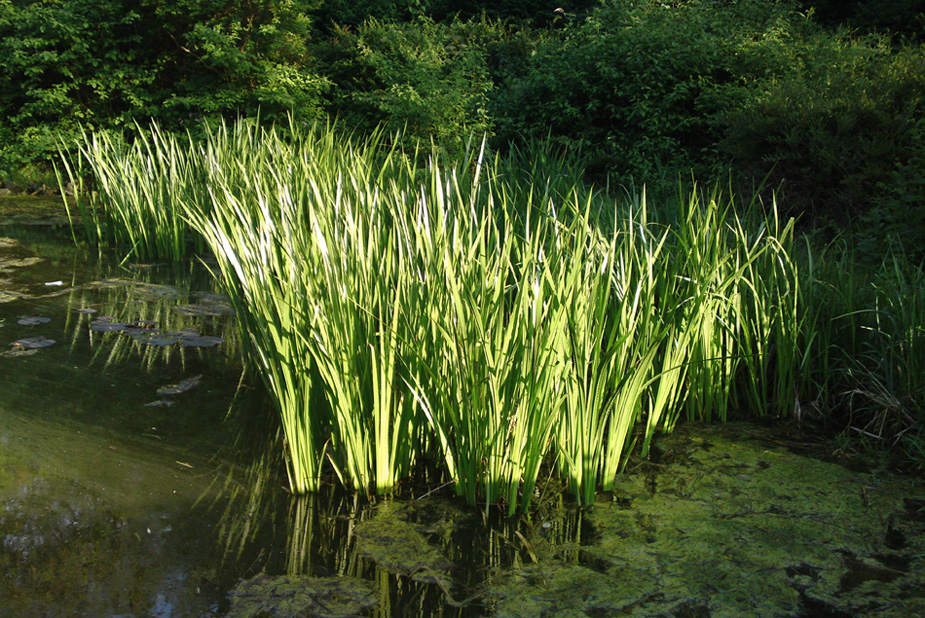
[0,223,571,618]
[2,216,925,618]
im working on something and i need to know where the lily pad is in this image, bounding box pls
[156,375,202,396]
[173,303,235,317]
[179,335,224,348]
[10,336,56,349]
[140,334,183,347]
[90,319,127,333]
[17,316,51,326]
[1,348,37,358]
[123,321,161,338]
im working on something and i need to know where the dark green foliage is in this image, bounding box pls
[0,0,150,170]
[800,0,925,40]
[0,0,328,175]
[318,17,495,148]
[2,0,924,253]
[720,36,925,235]
[311,1,597,29]
[490,0,806,185]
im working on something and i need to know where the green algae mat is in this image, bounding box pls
[487,423,925,618]
[218,422,925,618]
[0,195,71,226]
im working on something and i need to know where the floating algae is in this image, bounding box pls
[226,574,377,618]
[156,375,202,396]
[354,501,454,587]
[487,423,925,618]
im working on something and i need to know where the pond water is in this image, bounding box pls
[2,207,924,618]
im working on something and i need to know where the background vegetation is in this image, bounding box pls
[4,0,924,248]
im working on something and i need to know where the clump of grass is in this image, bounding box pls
[65,118,826,511]
[57,124,208,261]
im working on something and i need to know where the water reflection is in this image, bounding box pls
[1,226,598,618]
[212,451,595,617]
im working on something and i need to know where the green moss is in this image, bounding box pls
[0,195,70,225]
[487,423,925,618]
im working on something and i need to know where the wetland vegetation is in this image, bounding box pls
[2,0,924,615]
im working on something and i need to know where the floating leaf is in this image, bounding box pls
[17,315,51,326]
[141,334,183,347]
[127,320,158,329]
[156,375,202,395]
[123,321,161,338]
[174,303,234,317]
[179,335,224,348]
[10,336,55,349]
[90,319,127,333]
[1,348,37,358]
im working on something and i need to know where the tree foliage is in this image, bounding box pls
[2,0,924,247]
[0,0,328,172]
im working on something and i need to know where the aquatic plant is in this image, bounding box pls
[57,123,207,262]
[64,119,827,512]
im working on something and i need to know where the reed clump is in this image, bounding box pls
[61,119,822,513]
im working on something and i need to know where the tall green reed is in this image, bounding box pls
[64,118,819,511]
[57,123,207,261]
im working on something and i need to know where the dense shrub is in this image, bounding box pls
[0,0,328,176]
[317,17,496,148]
[719,36,925,234]
[311,1,598,29]
[490,0,807,185]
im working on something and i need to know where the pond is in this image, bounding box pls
[1,200,924,618]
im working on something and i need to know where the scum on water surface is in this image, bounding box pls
[487,423,925,618]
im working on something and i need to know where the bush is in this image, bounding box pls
[719,35,925,233]
[317,17,496,149]
[0,0,329,177]
[490,0,806,186]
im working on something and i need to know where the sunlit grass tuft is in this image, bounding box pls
[66,119,899,509]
